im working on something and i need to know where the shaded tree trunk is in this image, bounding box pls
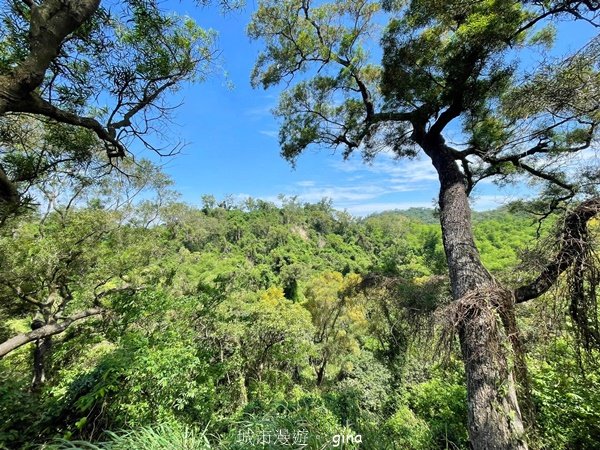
[424,137,528,450]
[0,166,19,208]
[238,372,248,407]
[30,314,52,391]
[316,359,327,386]
[31,335,52,391]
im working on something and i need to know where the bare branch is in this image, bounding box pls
[107,77,180,133]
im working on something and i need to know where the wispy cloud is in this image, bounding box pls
[331,154,438,187]
[225,156,441,216]
[229,151,533,217]
[290,184,389,203]
[296,180,316,187]
[259,130,278,138]
[244,104,274,118]
[470,194,513,211]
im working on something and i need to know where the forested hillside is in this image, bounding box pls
[1,188,598,449]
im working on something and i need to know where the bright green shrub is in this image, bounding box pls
[408,377,468,449]
[41,422,211,450]
[382,405,433,450]
[530,340,600,450]
[222,391,350,449]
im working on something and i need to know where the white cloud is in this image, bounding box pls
[259,130,278,138]
[229,150,538,217]
[296,180,316,187]
[331,154,438,188]
[224,154,442,216]
[470,194,513,211]
[291,184,388,203]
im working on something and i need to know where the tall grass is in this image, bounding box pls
[42,422,212,450]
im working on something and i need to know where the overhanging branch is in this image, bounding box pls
[0,307,105,358]
[12,93,126,157]
[514,197,600,303]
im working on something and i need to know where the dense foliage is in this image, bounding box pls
[1,193,598,449]
[248,0,599,446]
[0,1,599,449]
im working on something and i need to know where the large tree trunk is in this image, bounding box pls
[456,293,527,450]
[424,138,528,450]
[0,0,101,114]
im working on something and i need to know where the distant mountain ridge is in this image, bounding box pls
[369,205,531,225]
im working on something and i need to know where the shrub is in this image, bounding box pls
[383,406,433,450]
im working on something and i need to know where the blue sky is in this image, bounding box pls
[139,1,595,216]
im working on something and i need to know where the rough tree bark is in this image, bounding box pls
[423,134,528,450]
[0,0,101,115]
[0,0,108,208]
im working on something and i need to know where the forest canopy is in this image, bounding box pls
[2,184,598,450]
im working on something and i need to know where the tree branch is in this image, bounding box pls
[107,77,181,133]
[1,280,43,307]
[371,111,416,124]
[514,197,600,302]
[0,0,101,113]
[476,150,576,194]
[0,307,104,358]
[12,93,126,157]
[428,103,461,137]
[512,160,574,193]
